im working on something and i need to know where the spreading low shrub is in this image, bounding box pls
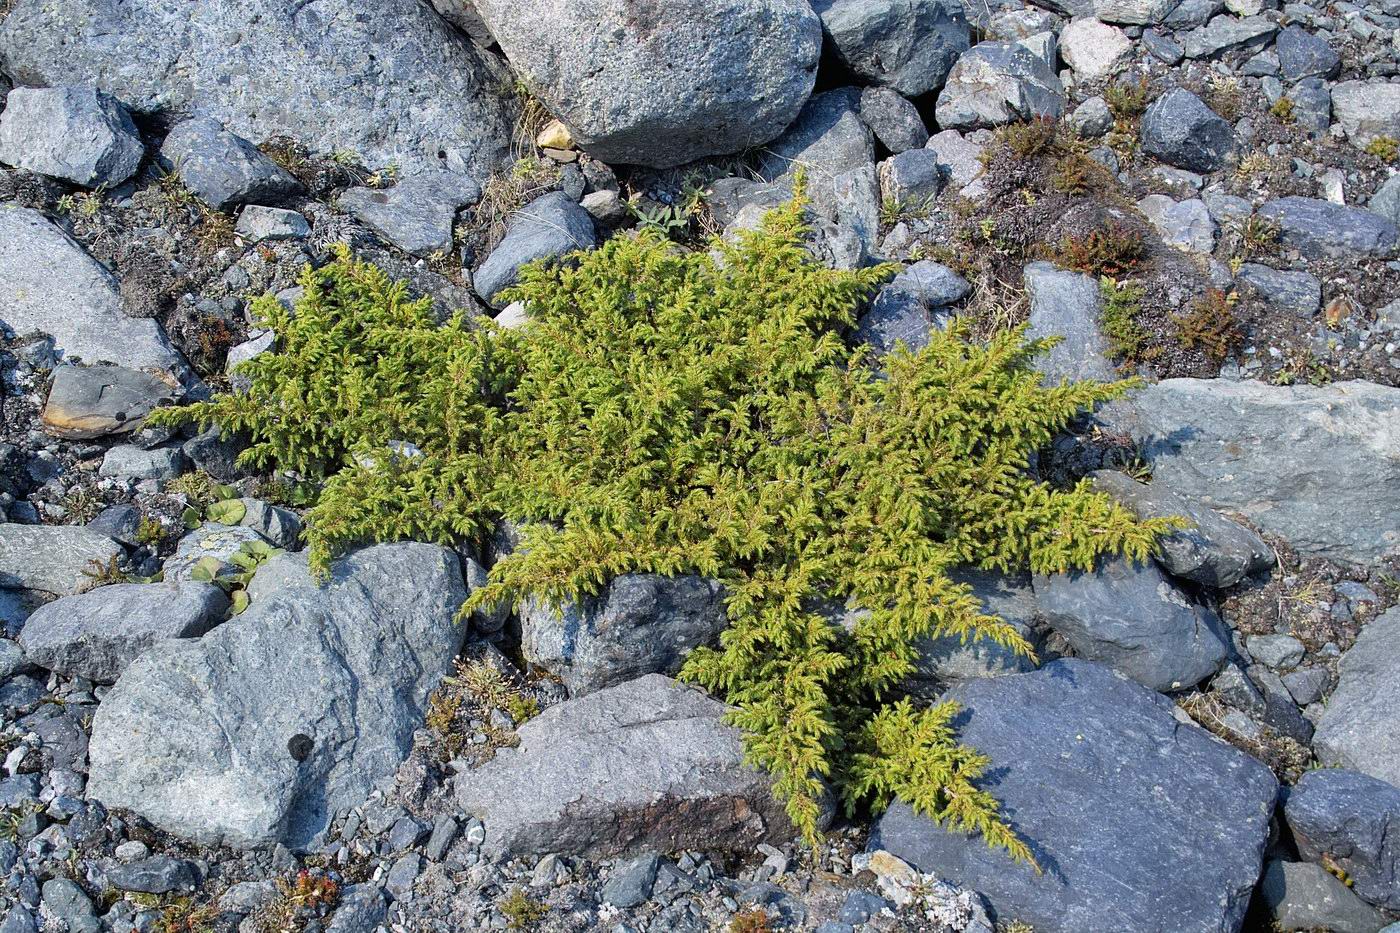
[153,191,1174,860]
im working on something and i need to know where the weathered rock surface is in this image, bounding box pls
[159,117,300,212]
[0,526,123,598]
[87,543,467,849]
[1059,19,1131,79]
[869,659,1278,933]
[1180,14,1278,59]
[521,574,727,697]
[42,365,181,441]
[0,0,515,177]
[935,42,1065,129]
[1134,379,1400,563]
[859,87,929,153]
[1140,88,1235,172]
[18,582,229,683]
[455,674,792,858]
[758,89,875,214]
[812,0,970,97]
[1034,556,1229,691]
[1257,196,1400,260]
[472,0,821,168]
[856,260,969,356]
[1332,80,1400,148]
[1236,263,1322,316]
[1314,608,1400,788]
[906,568,1039,695]
[1286,767,1400,911]
[474,192,597,307]
[340,171,481,258]
[1275,25,1340,82]
[1089,471,1273,588]
[0,86,144,188]
[1023,261,1115,383]
[1255,859,1386,933]
[0,206,182,374]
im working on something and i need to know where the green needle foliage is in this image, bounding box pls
[151,192,1176,861]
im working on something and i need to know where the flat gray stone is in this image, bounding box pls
[1137,195,1217,254]
[1257,196,1400,261]
[455,674,791,858]
[87,543,468,849]
[474,192,597,308]
[235,206,309,242]
[98,445,186,481]
[813,0,969,97]
[1275,26,1340,82]
[1023,261,1115,383]
[856,260,969,357]
[1286,767,1400,911]
[18,582,229,682]
[339,171,482,258]
[0,86,143,188]
[162,524,269,582]
[1315,608,1400,787]
[868,659,1278,933]
[878,149,943,206]
[1236,263,1322,316]
[757,88,876,218]
[1180,14,1278,59]
[0,205,182,374]
[522,574,727,698]
[0,0,515,177]
[1332,80,1400,149]
[160,116,299,212]
[1247,633,1305,670]
[1134,379,1400,564]
[42,365,181,440]
[859,87,929,153]
[0,525,122,597]
[906,568,1039,694]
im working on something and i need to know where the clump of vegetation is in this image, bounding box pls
[426,657,538,761]
[500,887,548,930]
[1205,75,1244,122]
[1051,152,1110,196]
[1269,96,1296,124]
[993,116,1061,160]
[125,894,218,933]
[1049,224,1145,276]
[188,539,282,613]
[729,909,774,933]
[1366,135,1400,163]
[1104,78,1150,158]
[80,555,128,591]
[1174,289,1242,364]
[1098,277,1154,367]
[250,870,340,933]
[154,192,1175,858]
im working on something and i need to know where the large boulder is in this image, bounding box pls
[1140,88,1235,173]
[869,659,1279,933]
[18,582,229,682]
[455,674,792,857]
[0,525,123,597]
[86,543,468,850]
[1314,607,1400,788]
[935,42,1065,129]
[521,574,727,697]
[1134,379,1400,564]
[1033,556,1229,692]
[0,0,515,177]
[812,0,969,98]
[473,192,597,307]
[0,206,182,375]
[1285,767,1400,911]
[471,0,821,168]
[0,86,144,188]
[1256,196,1400,261]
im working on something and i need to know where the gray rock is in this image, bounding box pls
[1286,79,1332,136]
[1257,196,1400,260]
[40,879,96,933]
[1163,0,1223,28]
[219,880,278,914]
[87,505,143,548]
[935,41,1065,129]
[0,206,182,374]
[18,582,228,682]
[1275,26,1340,81]
[384,852,420,900]
[925,129,987,192]
[907,568,1039,694]
[424,814,459,862]
[877,149,943,206]
[1067,96,1113,137]
[1060,19,1131,80]
[235,206,310,242]
[1369,174,1400,228]
[869,659,1278,933]
[1332,80,1400,148]
[601,852,661,908]
[237,499,301,549]
[1180,14,1278,59]
[0,525,122,597]
[325,884,387,933]
[522,574,726,697]
[1023,261,1115,383]
[1034,555,1229,692]
[454,674,791,858]
[98,445,186,481]
[1236,263,1322,316]
[1247,634,1305,670]
[1142,28,1186,63]
[0,907,35,933]
[474,192,597,308]
[812,0,970,97]
[1256,859,1385,933]
[855,260,969,357]
[1315,607,1400,787]
[0,0,515,178]
[1140,88,1235,172]
[427,0,494,46]
[0,86,143,188]
[1137,195,1217,254]
[1094,0,1178,24]
[1134,379,1400,564]
[1281,666,1329,706]
[86,543,467,849]
[758,88,875,217]
[1089,471,1272,588]
[105,855,200,894]
[1250,664,1316,746]
[162,523,269,582]
[1286,767,1400,911]
[859,87,929,153]
[160,117,299,212]
[472,0,820,168]
[339,172,481,258]
[42,365,180,440]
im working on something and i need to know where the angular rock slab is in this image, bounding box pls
[455,674,792,858]
[87,543,467,850]
[0,206,182,374]
[18,582,229,683]
[0,525,123,597]
[1134,379,1400,564]
[521,574,727,697]
[1023,261,1115,384]
[1314,608,1400,788]
[0,0,515,177]
[159,117,299,212]
[1257,196,1400,261]
[339,171,481,258]
[474,192,597,307]
[42,366,181,441]
[472,0,821,168]
[812,0,970,98]
[869,659,1278,933]
[935,41,1064,130]
[1286,767,1400,911]
[0,86,144,188]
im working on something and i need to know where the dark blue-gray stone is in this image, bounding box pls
[1275,26,1340,82]
[474,192,598,308]
[1140,88,1235,172]
[1257,196,1400,260]
[856,260,969,357]
[869,659,1278,933]
[1237,263,1322,316]
[1287,768,1400,910]
[600,852,661,908]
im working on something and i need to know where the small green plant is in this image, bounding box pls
[1366,135,1400,163]
[628,200,693,239]
[880,195,935,227]
[500,888,547,930]
[80,555,127,590]
[62,486,103,523]
[1205,75,1244,122]
[1098,277,1153,366]
[994,117,1059,160]
[1105,79,1149,122]
[1052,152,1109,196]
[1269,96,1296,124]
[1050,224,1144,276]
[56,188,105,219]
[135,515,169,548]
[729,909,773,933]
[166,470,225,507]
[250,870,340,933]
[426,657,537,760]
[1175,290,1241,364]
[189,540,282,613]
[1238,214,1280,259]
[152,190,1176,859]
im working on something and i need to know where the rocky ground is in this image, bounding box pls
[1,0,1400,931]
